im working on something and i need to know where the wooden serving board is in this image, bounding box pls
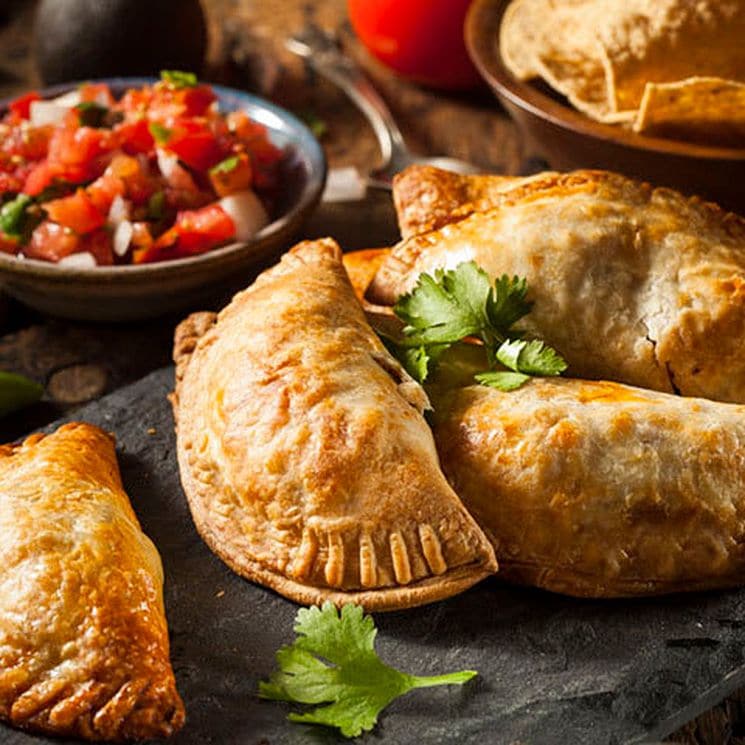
[6,367,745,745]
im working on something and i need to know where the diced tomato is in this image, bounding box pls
[209,152,252,197]
[8,92,41,121]
[47,126,112,181]
[134,203,235,263]
[79,83,115,107]
[79,228,114,265]
[23,161,60,196]
[0,171,24,195]
[164,119,225,172]
[115,118,154,155]
[86,173,125,213]
[119,87,153,116]
[2,124,52,161]
[0,232,20,254]
[179,85,216,117]
[24,221,80,261]
[44,189,105,234]
[105,155,155,205]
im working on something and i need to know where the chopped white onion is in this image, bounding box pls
[218,191,269,242]
[50,90,82,107]
[322,166,367,202]
[29,100,70,127]
[156,147,178,179]
[113,220,134,257]
[58,252,97,269]
[107,195,131,227]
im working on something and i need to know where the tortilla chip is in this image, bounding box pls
[634,76,745,146]
[500,0,635,121]
[599,0,745,113]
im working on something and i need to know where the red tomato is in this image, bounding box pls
[86,173,125,214]
[0,171,24,195]
[79,229,114,265]
[79,83,115,107]
[25,221,80,261]
[0,233,20,254]
[105,155,155,205]
[8,92,41,120]
[347,0,481,90]
[135,203,235,263]
[47,126,112,180]
[180,85,217,117]
[23,161,61,196]
[115,119,154,155]
[2,124,52,162]
[165,121,225,172]
[44,189,106,234]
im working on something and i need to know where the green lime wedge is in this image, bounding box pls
[0,371,43,417]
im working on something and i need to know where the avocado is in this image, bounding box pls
[34,0,208,85]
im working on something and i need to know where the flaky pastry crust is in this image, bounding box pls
[171,238,496,611]
[431,378,745,597]
[371,169,745,404]
[0,423,184,741]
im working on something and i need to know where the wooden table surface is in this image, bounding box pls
[0,2,742,743]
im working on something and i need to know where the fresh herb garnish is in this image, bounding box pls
[209,155,240,175]
[0,371,43,417]
[0,194,33,239]
[147,190,166,220]
[160,70,198,88]
[74,101,109,128]
[260,602,476,738]
[148,122,172,144]
[391,261,567,390]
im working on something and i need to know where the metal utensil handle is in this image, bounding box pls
[286,30,410,170]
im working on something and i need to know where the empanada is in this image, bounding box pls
[430,377,745,597]
[172,238,496,611]
[371,169,745,404]
[392,165,555,239]
[0,423,184,741]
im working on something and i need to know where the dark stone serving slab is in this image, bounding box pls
[5,367,745,745]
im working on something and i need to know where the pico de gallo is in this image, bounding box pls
[0,71,282,266]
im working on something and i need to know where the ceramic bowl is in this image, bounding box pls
[465,0,745,214]
[0,78,326,321]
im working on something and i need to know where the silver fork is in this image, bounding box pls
[285,24,482,188]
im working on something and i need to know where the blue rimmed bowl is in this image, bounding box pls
[0,78,327,321]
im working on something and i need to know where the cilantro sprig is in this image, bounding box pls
[260,603,476,738]
[390,261,567,390]
[160,70,198,88]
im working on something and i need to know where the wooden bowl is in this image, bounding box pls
[0,79,326,322]
[465,0,745,213]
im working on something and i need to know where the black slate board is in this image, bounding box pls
[6,366,745,745]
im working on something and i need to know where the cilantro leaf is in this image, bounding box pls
[0,194,32,238]
[260,603,477,738]
[496,339,567,377]
[486,274,532,331]
[390,261,567,393]
[160,70,198,88]
[474,370,531,391]
[149,122,172,144]
[147,190,166,220]
[394,263,490,344]
[209,155,240,175]
[74,101,109,128]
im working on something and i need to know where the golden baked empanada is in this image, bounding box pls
[430,377,745,598]
[392,165,555,239]
[172,238,496,611]
[371,169,745,404]
[0,423,184,741]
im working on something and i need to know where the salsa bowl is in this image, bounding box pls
[0,78,326,321]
